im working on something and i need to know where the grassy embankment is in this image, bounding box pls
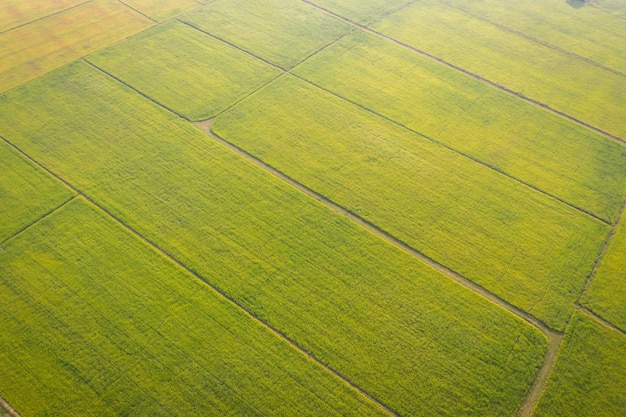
[88,21,280,121]
[0,61,547,417]
[212,75,610,331]
[372,0,626,140]
[294,31,626,223]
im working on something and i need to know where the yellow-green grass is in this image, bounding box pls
[371,0,626,140]
[0,62,548,417]
[180,0,352,69]
[0,140,74,242]
[438,0,626,75]
[304,0,412,25]
[122,0,200,22]
[212,75,610,331]
[0,0,152,94]
[582,209,626,330]
[0,0,85,33]
[533,311,626,417]
[0,198,386,416]
[295,31,626,223]
[88,21,280,120]
[594,0,626,17]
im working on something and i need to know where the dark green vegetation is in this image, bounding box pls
[0,198,386,416]
[88,21,280,120]
[533,311,626,417]
[0,140,74,242]
[181,0,352,69]
[294,30,626,222]
[212,75,609,330]
[0,62,548,416]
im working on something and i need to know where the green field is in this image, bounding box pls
[582,210,626,330]
[294,31,626,222]
[0,0,85,33]
[212,74,609,331]
[0,61,549,417]
[122,0,201,22]
[180,0,352,69]
[438,0,626,75]
[372,0,626,140]
[594,0,626,17]
[533,311,626,417]
[0,0,152,93]
[0,140,74,242]
[307,0,412,24]
[88,21,280,120]
[0,198,387,416]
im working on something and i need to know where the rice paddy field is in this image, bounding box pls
[0,0,624,416]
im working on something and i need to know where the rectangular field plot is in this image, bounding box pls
[305,0,413,25]
[439,0,626,75]
[0,0,151,93]
[533,311,626,417]
[582,210,626,330]
[294,31,626,222]
[122,0,200,22]
[88,21,280,120]
[212,75,609,331]
[0,0,85,33]
[0,198,385,416]
[371,0,626,141]
[0,140,74,242]
[180,0,351,69]
[0,62,548,417]
[594,0,626,17]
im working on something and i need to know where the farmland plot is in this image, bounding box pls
[533,311,626,417]
[0,0,152,93]
[0,62,548,417]
[372,0,626,140]
[121,0,200,22]
[302,0,413,25]
[0,140,74,242]
[594,0,626,17]
[0,198,386,416]
[180,0,352,69]
[294,31,626,222]
[212,75,609,331]
[0,0,86,33]
[582,209,626,330]
[88,21,280,121]
[437,0,626,75]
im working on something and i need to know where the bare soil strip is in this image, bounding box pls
[299,0,626,147]
[0,135,398,417]
[0,195,77,247]
[117,0,159,23]
[0,396,22,417]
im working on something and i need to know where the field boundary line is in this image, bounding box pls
[116,0,158,23]
[437,0,626,79]
[591,4,626,21]
[199,121,554,334]
[0,396,22,417]
[298,0,626,147]
[0,194,77,247]
[0,0,93,36]
[578,306,626,336]
[0,136,398,417]
[291,74,612,225]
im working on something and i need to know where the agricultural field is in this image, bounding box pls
[438,0,626,75]
[0,198,386,416]
[533,311,626,417]
[1,0,625,416]
[122,0,202,22]
[212,74,608,331]
[0,61,549,417]
[294,30,626,222]
[372,0,626,140]
[180,0,352,69]
[0,140,74,242]
[88,21,280,120]
[582,210,626,331]
[0,0,152,93]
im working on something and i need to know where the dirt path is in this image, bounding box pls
[0,396,21,417]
